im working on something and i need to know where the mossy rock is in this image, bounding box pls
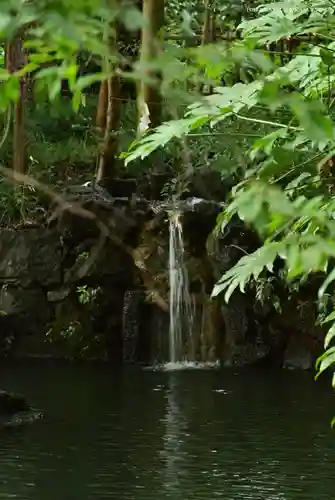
[0,390,43,429]
[0,409,43,429]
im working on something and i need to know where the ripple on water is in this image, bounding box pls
[144,361,220,371]
[0,363,333,500]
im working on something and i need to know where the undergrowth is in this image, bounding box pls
[0,90,281,225]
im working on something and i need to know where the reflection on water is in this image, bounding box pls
[0,361,334,499]
[161,374,188,499]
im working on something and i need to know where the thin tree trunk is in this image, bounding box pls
[95,73,121,186]
[197,0,215,94]
[95,0,123,187]
[6,37,26,174]
[96,80,108,129]
[14,77,25,174]
[137,0,164,133]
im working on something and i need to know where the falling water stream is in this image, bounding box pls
[168,210,194,366]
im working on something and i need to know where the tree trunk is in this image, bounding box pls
[96,80,108,128]
[5,37,26,174]
[197,0,215,94]
[95,73,121,186]
[137,0,164,133]
[95,0,124,187]
[96,1,142,129]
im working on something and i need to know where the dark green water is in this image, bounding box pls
[0,361,334,500]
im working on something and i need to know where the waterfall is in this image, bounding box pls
[168,210,194,364]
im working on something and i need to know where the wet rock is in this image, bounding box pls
[122,290,169,363]
[0,390,42,429]
[207,218,260,276]
[0,229,62,287]
[0,409,43,429]
[0,286,48,317]
[122,290,142,362]
[0,390,28,413]
[223,334,270,367]
[0,191,145,359]
[283,336,313,370]
[0,285,51,355]
[221,294,249,346]
[150,197,223,215]
[64,238,133,286]
[47,287,71,302]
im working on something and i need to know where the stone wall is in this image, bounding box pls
[0,187,326,368]
[0,226,133,360]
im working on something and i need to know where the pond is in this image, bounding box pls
[0,361,334,499]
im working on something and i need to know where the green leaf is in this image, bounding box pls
[285,173,312,192]
[34,66,60,80]
[286,243,302,278]
[211,241,285,301]
[300,246,326,273]
[74,72,107,91]
[315,346,335,377]
[63,63,78,90]
[318,267,335,298]
[236,192,263,222]
[320,48,334,67]
[321,311,335,325]
[272,147,296,166]
[250,129,288,160]
[324,323,335,349]
[257,159,287,179]
[71,89,82,112]
[291,98,335,143]
[48,78,62,101]
[0,78,19,108]
[123,116,210,164]
[121,6,143,31]
[0,13,12,34]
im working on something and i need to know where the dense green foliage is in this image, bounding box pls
[125,0,335,388]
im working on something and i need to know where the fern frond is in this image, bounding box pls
[211,241,285,302]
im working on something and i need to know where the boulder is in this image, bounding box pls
[223,336,270,367]
[0,286,49,318]
[0,390,42,429]
[0,390,28,413]
[0,229,62,287]
[283,336,313,370]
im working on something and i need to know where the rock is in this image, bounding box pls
[221,294,249,346]
[223,334,270,367]
[0,390,28,413]
[47,287,71,302]
[207,217,260,277]
[0,409,43,429]
[0,189,323,368]
[0,390,42,429]
[0,285,51,356]
[0,286,49,317]
[64,239,133,286]
[122,290,169,363]
[0,229,62,287]
[52,190,140,243]
[283,336,313,370]
[122,290,142,362]
[150,197,223,216]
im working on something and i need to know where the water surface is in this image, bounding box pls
[0,361,334,499]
